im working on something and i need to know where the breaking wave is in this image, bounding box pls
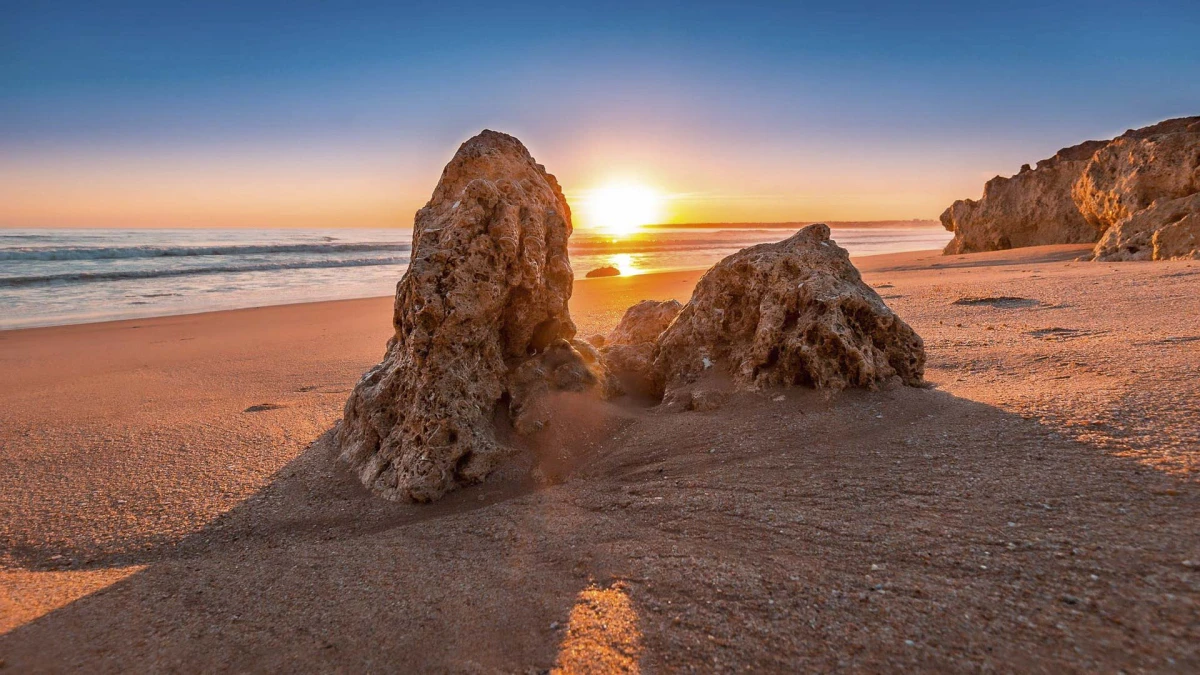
[0,256,411,288]
[0,242,411,261]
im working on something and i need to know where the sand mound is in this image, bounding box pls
[336,130,604,502]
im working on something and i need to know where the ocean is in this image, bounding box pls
[0,225,951,330]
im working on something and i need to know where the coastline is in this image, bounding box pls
[0,243,960,336]
[0,224,953,331]
[2,244,1198,670]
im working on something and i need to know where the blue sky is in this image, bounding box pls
[3,0,1198,227]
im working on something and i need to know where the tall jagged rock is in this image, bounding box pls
[941,116,1200,260]
[337,130,602,502]
[654,224,925,399]
[1077,119,1200,260]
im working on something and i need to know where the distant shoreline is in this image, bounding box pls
[0,220,943,232]
[0,248,955,333]
[641,219,941,230]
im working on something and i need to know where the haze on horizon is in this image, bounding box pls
[3,0,1198,230]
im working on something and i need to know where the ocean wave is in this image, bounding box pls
[0,242,411,261]
[0,256,411,288]
[568,234,944,255]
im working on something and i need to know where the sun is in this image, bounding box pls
[580,181,664,236]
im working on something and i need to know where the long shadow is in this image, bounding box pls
[1,385,1197,672]
[873,246,1089,272]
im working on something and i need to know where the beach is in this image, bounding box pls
[0,224,949,330]
[1,246,1198,671]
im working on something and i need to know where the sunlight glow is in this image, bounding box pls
[580,181,664,237]
[610,253,640,276]
[552,582,641,674]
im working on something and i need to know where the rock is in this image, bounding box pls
[569,337,622,399]
[654,224,925,397]
[1075,120,1200,233]
[1078,120,1200,261]
[940,139,1105,254]
[336,130,603,502]
[599,300,682,397]
[586,265,621,278]
[599,344,656,397]
[1151,211,1200,261]
[1093,193,1200,261]
[607,299,682,346]
[941,116,1200,259]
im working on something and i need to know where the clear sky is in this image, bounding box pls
[3,0,1198,229]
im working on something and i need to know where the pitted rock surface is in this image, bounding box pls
[337,130,599,502]
[654,224,925,397]
[940,140,1104,254]
[1093,193,1200,261]
[1075,123,1200,233]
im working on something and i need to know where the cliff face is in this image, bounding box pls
[941,117,1200,261]
[940,139,1106,254]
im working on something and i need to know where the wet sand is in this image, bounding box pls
[1,246,1197,671]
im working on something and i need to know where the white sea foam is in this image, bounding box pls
[0,225,951,330]
[0,242,411,261]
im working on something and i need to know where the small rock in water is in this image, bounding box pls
[585,265,621,278]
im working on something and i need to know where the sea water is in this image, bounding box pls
[0,225,951,330]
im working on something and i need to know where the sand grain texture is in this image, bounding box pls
[1,247,1198,672]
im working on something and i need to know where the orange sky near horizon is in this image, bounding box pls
[0,131,994,230]
[6,2,1197,232]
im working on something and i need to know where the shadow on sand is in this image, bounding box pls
[1,384,1197,672]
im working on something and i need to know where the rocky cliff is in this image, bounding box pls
[941,116,1200,261]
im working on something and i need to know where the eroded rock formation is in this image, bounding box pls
[654,224,925,399]
[1092,193,1200,261]
[608,299,682,346]
[337,130,603,502]
[941,116,1200,261]
[599,299,682,396]
[940,140,1105,254]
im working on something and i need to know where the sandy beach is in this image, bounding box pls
[1,247,1198,671]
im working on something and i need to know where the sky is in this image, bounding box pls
[2,0,1199,229]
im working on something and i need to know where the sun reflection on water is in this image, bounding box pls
[611,253,640,276]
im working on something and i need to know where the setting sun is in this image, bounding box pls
[579,181,665,236]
